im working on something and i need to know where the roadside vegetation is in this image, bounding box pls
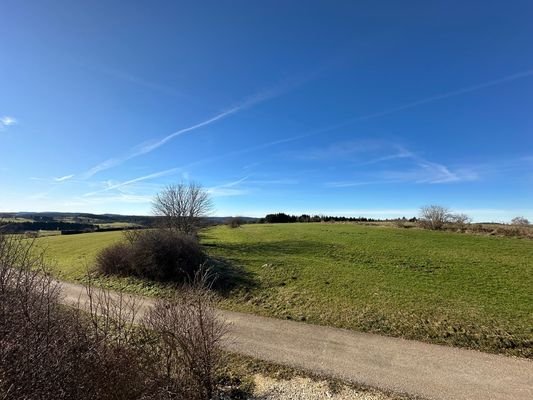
[0,233,251,400]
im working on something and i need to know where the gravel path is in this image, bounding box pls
[251,375,395,400]
[59,281,533,400]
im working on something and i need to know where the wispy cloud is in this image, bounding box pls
[329,164,477,187]
[247,179,299,185]
[0,116,17,130]
[324,142,478,187]
[207,177,249,197]
[292,140,417,164]
[54,174,74,182]
[326,180,397,188]
[64,193,154,207]
[294,140,384,160]
[379,160,478,184]
[89,65,185,97]
[27,192,50,200]
[414,161,464,183]
[206,175,299,197]
[359,146,414,166]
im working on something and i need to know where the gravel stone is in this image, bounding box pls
[251,375,395,400]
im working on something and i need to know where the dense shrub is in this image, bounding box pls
[96,229,206,282]
[228,217,243,228]
[95,241,131,275]
[130,229,206,281]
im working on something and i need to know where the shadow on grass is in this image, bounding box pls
[207,239,331,257]
[204,256,257,297]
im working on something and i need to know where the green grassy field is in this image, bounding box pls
[97,222,141,229]
[37,224,533,357]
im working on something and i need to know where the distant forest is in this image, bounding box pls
[259,213,416,223]
[0,221,97,234]
[0,212,157,234]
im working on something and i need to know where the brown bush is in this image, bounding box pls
[130,230,206,281]
[95,241,131,275]
[228,217,243,228]
[96,229,206,282]
[448,213,472,230]
[143,272,228,400]
[0,235,148,399]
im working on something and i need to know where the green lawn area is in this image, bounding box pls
[37,231,124,280]
[37,224,533,357]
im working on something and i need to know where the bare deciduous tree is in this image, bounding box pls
[449,213,472,227]
[418,205,451,230]
[153,182,213,235]
[511,216,530,226]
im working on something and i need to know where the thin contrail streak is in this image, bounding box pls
[302,69,533,137]
[83,167,181,196]
[80,83,297,179]
[355,69,533,121]
[162,69,533,173]
[81,68,533,185]
[81,107,247,179]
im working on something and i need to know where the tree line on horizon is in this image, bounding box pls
[258,212,417,224]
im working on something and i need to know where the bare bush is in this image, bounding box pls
[394,218,408,228]
[228,217,243,228]
[511,216,530,226]
[449,213,472,229]
[144,272,227,400]
[82,274,142,345]
[418,205,451,230]
[153,182,213,236]
[0,234,236,400]
[0,235,147,399]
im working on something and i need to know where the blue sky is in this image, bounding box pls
[1,0,532,221]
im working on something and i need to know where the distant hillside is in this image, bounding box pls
[0,212,259,232]
[0,212,157,226]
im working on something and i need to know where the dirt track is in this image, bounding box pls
[59,281,533,400]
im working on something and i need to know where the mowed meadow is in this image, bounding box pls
[37,223,533,357]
